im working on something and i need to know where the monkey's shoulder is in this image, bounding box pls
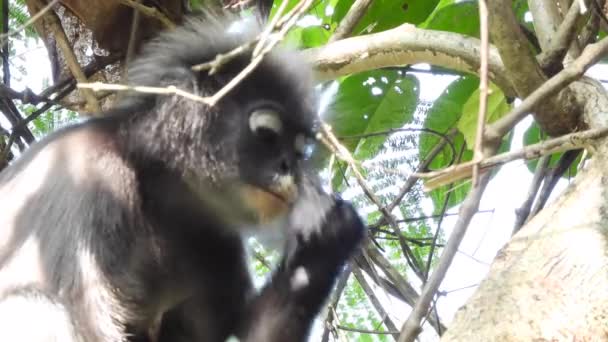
[0,118,136,200]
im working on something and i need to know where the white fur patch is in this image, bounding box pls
[290,267,310,291]
[225,335,240,342]
[289,183,333,241]
[249,110,283,134]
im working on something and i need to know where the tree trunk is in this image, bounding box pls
[442,143,608,340]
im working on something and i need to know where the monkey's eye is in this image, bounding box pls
[295,134,315,159]
[249,109,283,142]
[249,109,283,134]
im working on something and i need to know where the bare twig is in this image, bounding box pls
[13,81,75,132]
[528,149,582,219]
[378,128,458,224]
[364,246,446,335]
[513,155,549,234]
[538,0,585,70]
[473,0,490,186]
[0,85,54,105]
[2,0,10,86]
[191,41,256,74]
[30,0,99,112]
[117,0,175,29]
[321,267,352,342]
[485,35,608,144]
[397,172,492,342]
[0,0,59,43]
[205,0,314,106]
[352,266,400,340]
[252,0,289,57]
[421,126,608,189]
[336,325,400,335]
[40,54,121,100]
[320,123,425,279]
[368,210,494,230]
[78,82,211,104]
[339,127,457,160]
[424,144,465,282]
[252,250,272,270]
[329,0,373,42]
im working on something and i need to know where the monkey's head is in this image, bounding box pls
[122,14,319,227]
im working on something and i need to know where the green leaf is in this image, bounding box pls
[353,76,419,160]
[457,83,511,149]
[420,75,478,170]
[334,0,439,35]
[418,76,478,211]
[325,71,419,189]
[327,71,419,151]
[422,1,479,37]
[523,121,582,177]
[269,0,301,18]
[301,25,331,48]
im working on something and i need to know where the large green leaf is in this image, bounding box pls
[420,75,478,169]
[422,0,479,37]
[333,0,439,35]
[457,83,511,149]
[353,76,419,160]
[326,70,419,189]
[419,76,477,211]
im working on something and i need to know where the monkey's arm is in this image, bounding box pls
[239,193,365,341]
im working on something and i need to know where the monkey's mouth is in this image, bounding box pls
[239,183,298,224]
[265,189,289,203]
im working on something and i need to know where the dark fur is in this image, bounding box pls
[0,14,364,342]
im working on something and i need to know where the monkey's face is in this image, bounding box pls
[233,101,316,225]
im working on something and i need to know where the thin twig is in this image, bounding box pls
[485,34,608,144]
[352,266,400,340]
[252,0,289,57]
[78,82,211,104]
[205,0,315,107]
[320,123,425,279]
[339,127,457,162]
[336,325,400,335]
[191,41,256,74]
[537,0,584,70]
[31,0,99,112]
[424,143,465,282]
[0,0,59,43]
[2,0,10,86]
[423,126,608,189]
[473,0,490,187]
[528,149,581,219]
[329,0,373,42]
[321,266,352,342]
[513,154,549,234]
[117,0,175,29]
[397,172,492,342]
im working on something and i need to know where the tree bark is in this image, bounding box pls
[442,142,608,340]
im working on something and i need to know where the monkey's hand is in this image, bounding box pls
[238,189,365,342]
[285,191,365,275]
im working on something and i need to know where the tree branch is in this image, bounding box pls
[398,172,492,342]
[328,0,373,42]
[302,24,514,96]
[30,0,99,112]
